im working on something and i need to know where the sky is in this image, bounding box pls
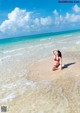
[0,0,80,38]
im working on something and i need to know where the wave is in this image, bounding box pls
[0,79,37,103]
[63,34,73,38]
[0,93,17,103]
[0,53,23,61]
[3,47,26,54]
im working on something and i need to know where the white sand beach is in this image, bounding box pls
[0,51,80,113]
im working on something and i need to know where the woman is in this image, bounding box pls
[52,50,62,71]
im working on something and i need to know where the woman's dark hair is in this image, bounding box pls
[57,50,62,58]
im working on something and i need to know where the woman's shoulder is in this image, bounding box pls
[59,56,62,60]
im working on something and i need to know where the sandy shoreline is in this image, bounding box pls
[27,51,80,82]
[0,51,80,113]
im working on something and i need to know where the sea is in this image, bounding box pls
[0,29,80,113]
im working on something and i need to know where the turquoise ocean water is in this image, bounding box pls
[0,29,80,45]
[0,29,80,61]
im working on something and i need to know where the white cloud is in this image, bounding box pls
[54,15,64,25]
[54,5,80,26]
[34,18,40,25]
[8,8,30,21]
[0,5,80,38]
[65,13,80,22]
[0,8,32,37]
[34,16,52,26]
[40,16,52,25]
[53,9,58,16]
[73,4,80,13]
[0,7,53,38]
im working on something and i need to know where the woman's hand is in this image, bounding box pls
[60,66,62,70]
[53,50,56,54]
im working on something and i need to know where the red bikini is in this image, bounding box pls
[54,57,60,62]
[54,57,60,67]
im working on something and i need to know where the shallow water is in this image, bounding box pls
[7,78,80,113]
[0,32,80,113]
[0,32,80,61]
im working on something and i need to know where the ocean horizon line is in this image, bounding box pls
[0,29,80,45]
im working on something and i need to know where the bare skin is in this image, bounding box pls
[52,50,62,71]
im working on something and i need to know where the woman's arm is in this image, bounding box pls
[59,57,62,70]
[53,50,56,55]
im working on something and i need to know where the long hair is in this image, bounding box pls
[57,50,62,58]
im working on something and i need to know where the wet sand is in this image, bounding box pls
[28,51,80,82]
[0,51,80,113]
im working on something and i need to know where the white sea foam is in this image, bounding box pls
[17,71,29,77]
[0,53,24,61]
[63,34,73,37]
[0,93,17,103]
[40,38,47,41]
[0,78,38,103]
[3,47,25,54]
[3,83,17,89]
[1,55,11,59]
[76,41,80,44]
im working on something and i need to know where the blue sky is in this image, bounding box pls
[0,0,80,38]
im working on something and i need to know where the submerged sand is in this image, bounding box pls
[0,51,80,113]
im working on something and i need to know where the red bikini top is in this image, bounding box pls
[54,57,60,62]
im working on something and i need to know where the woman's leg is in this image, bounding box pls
[58,65,62,70]
[52,65,58,71]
